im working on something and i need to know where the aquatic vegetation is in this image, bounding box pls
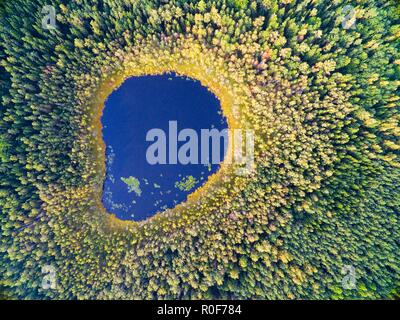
[121,176,142,197]
[175,176,199,192]
[0,0,399,300]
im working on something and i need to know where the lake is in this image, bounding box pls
[101,73,228,221]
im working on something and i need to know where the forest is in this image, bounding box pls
[0,0,399,299]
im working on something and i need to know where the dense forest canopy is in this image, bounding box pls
[0,0,399,299]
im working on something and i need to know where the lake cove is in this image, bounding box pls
[101,73,227,221]
[157,304,191,317]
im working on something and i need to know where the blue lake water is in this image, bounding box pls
[101,73,228,221]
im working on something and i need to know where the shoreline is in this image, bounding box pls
[89,58,240,232]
